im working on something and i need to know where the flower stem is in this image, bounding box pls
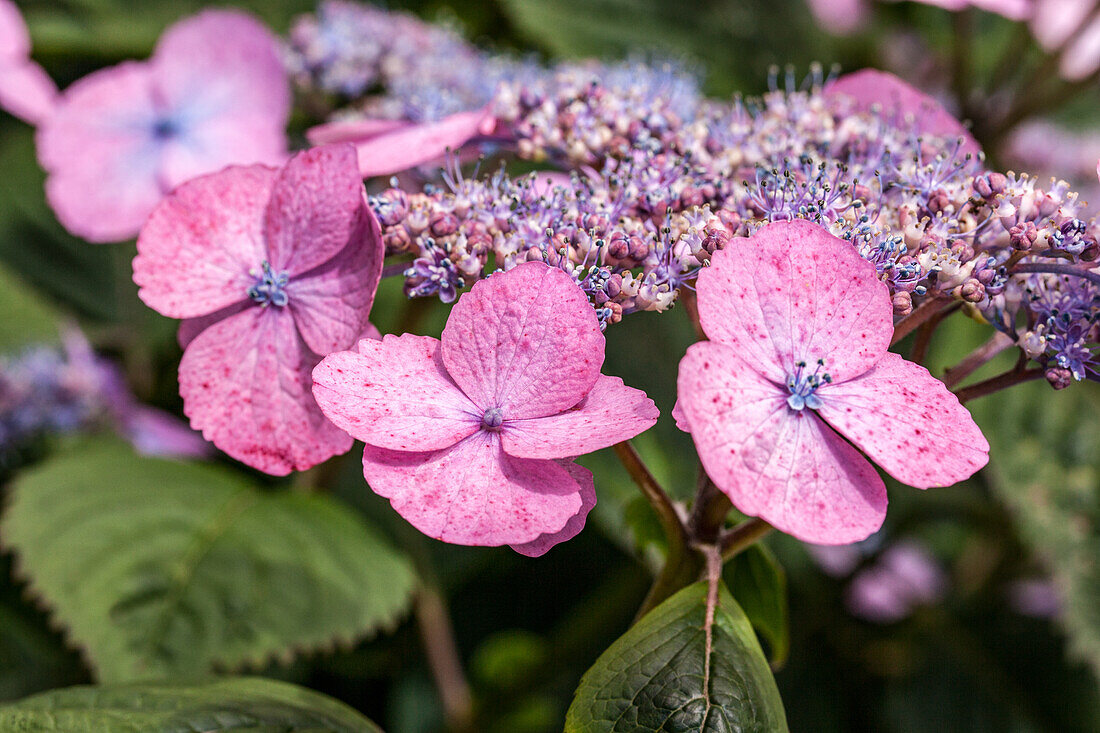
[943,332,1015,389]
[954,366,1045,403]
[909,302,960,365]
[1012,262,1100,287]
[382,260,412,279]
[612,441,688,552]
[720,517,774,561]
[891,296,950,347]
[415,582,475,733]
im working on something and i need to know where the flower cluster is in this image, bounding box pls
[0,331,207,463]
[301,3,1100,384]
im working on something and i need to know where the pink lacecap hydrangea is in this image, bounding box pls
[312,261,659,556]
[307,105,495,177]
[825,69,982,158]
[0,0,57,124]
[133,144,383,475]
[675,219,989,544]
[36,9,290,243]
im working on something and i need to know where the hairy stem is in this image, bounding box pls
[415,583,475,733]
[943,332,1015,389]
[954,367,1045,403]
[720,517,774,561]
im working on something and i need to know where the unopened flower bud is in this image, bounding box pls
[1045,366,1073,390]
[1009,221,1037,251]
[430,211,459,238]
[892,291,913,316]
[957,279,985,303]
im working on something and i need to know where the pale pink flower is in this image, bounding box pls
[825,69,982,158]
[894,0,1033,19]
[307,105,495,178]
[845,541,947,622]
[1029,0,1100,78]
[806,0,870,34]
[675,220,988,544]
[0,0,57,124]
[36,9,290,243]
[312,262,659,555]
[133,144,383,475]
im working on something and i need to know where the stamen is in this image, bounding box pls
[247,261,290,307]
[481,407,504,430]
[786,358,831,411]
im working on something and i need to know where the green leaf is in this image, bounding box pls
[724,544,789,667]
[564,580,788,732]
[0,440,416,683]
[0,263,61,353]
[969,382,1100,682]
[0,677,382,731]
[0,128,120,322]
[497,0,830,97]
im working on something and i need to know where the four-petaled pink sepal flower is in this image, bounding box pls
[676,219,988,545]
[133,143,384,476]
[0,0,58,124]
[36,9,290,242]
[312,262,659,555]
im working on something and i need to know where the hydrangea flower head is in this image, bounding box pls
[36,9,290,242]
[0,0,57,124]
[133,144,383,475]
[826,69,981,157]
[676,220,988,544]
[312,262,659,555]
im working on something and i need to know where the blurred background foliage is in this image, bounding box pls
[2,0,1100,731]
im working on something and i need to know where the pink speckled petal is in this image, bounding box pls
[179,305,351,475]
[697,219,893,384]
[286,205,383,355]
[177,301,250,350]
[510,461,596,556]
[0,61,57,124]
[306,117,411,146]
[151,9,289,125]
[501,375,658,459]
[671,399,691,432]
[134,164,274,318]
[262,145,366,277]
[441,261,604,418]
[36,62,163,242]
[817,351,989,488]
[312,333,479,452]
[349,106,494,178]
[679,341,887,544]
[361,431,585,546]
[825,69,981,157]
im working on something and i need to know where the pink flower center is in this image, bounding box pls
[247,261,290,308]
[786,358,831,411]
[481,407,504,430]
